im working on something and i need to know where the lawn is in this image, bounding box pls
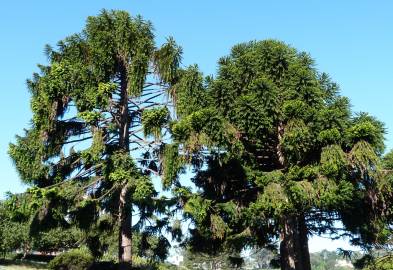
[0,266,43,270]
[0,260,47,270]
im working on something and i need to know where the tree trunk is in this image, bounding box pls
[118,184,132,270]
[297,213,311,270]
[280,214,311,270]
[276,122,311,270]
[280,216,297,270]
[118,61,132,270]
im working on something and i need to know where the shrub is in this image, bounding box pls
[48,248,94,270]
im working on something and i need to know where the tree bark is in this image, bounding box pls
[118,184,132,270]
[280,216,297,270]
[276,122,311,270]
[297,213,311,270]
[118,61,132,270]
[118,63,130,151]
[280,214,311,270]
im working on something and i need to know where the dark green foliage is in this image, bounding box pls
[383,150,393,170]
[0,216,30,255]
[71,199,98,230]
[169,39,392,268]
[161,143,184,189]
[31,227,83,253]
[348,113,386,155]
[355,253,393,270]
[153,37,182,85]
[48,248,94,270]
[142,107,170,139]
[0,198,83,256]
[8,130,50,186]
[170,65,207,117]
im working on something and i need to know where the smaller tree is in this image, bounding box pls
[0,193,83,257]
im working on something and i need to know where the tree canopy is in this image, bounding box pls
[169,40,393,270]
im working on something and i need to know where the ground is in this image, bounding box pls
[0,266,43,270]
[0,260,46,270]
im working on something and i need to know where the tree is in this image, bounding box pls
[351,150,393,270]
[9,10,182,269]
[0,198,30,257]
[169,40,393,270]
[0,194,83,258]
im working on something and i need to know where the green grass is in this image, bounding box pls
[0,266,43,270]
[0,259,47,270]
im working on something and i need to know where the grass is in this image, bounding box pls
[0,259,47,270]
[0,265,45,269]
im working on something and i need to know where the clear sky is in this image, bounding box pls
[1,0,392,253]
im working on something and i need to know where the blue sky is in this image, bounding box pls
[1,0,392,252]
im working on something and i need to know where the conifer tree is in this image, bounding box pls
[9,10,182,269]
[169,40,393,270]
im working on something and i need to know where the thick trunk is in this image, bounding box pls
[280,214,311,270]
[297,214,311,270]
[118,62,132,270]
[280,216,297,270]
[118,184,132,270]
[276,123,310,270]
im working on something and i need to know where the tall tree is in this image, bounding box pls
[169,40,393,270]
[9,10,181,269]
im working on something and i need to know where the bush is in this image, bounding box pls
[48,248,94,270]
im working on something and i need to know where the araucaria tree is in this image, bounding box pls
[170,40,393,270]
[9,10,182,269]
